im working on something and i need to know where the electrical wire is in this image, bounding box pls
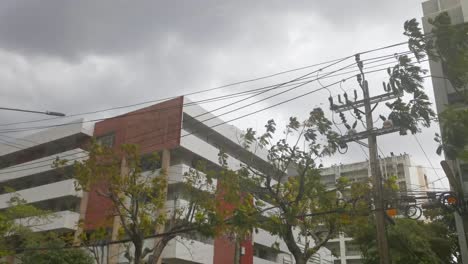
[0,54,424,135]
[0,47,415,131]
[1,59,430,172]
[412,134,447,190]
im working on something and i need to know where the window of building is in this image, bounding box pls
[96,132,115,148]
[447,91,465,105]
[253,243,278,262]
[345,242,361,257]
[460,163,468,182]
[140,152,161,171]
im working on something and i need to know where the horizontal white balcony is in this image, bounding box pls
[0,119,92,156]
[345,255,362,260]
[180,129,243,170]
[15,210,80,232]
[253,228,289,253]
[253,257,278,264]
[0,179,82,209]
[167,164,216,191]
[183,100,269,162]
[167,163,191,183]
[162,236,214,264]
[0,148,88,183]
[328,237,353,243]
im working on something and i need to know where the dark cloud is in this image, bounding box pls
[0,0,421,59]
[0,0,447,188]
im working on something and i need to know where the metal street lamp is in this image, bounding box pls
[0,107,66,117]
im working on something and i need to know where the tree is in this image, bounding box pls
[192,110,349,264]
[348,217,457,264]
[0,193,92,264]
[344,177,459,264]
[404,12,468,160]
[66,142,219,264]
[0,192,52,257]
[20,232,94,264]
[436,107,468,161]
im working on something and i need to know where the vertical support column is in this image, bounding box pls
[73,191,90,245]
[154,149,170,264]
[442,160,468,264]
[455,213,468,264]
[339,233,346,264]
[108,157,128,264]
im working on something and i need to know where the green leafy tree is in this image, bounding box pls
[345,175,459,263]
[20,232,93,264]
[348,218,457,264]
[405,13,468,160]
[0,192,51,258]
[66,142,219,264]
[191,110,349,264]
[0,193,92,263]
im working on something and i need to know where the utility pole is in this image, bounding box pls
[330,54,401,264]
[361,74,390,264]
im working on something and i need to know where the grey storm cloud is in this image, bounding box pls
[0,0,420,59]
[0,1,447,187]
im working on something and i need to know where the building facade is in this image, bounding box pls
[321,154,428,264]
[0,120,92,234]
[0,97,333,264]
[421,0,468,262]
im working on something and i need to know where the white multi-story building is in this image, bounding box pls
[0,120,92,234]
[0,97,333,264]
[321,154,428,264]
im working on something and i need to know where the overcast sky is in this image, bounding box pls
[0,0,449,189]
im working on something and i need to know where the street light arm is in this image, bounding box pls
[0,107,66,117]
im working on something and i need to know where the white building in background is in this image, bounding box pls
[321,154,428,264]
[0,98,333,264]
[0,120,92,233]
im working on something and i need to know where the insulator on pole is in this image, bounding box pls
[338,94,343,104]
[354,90,358,101]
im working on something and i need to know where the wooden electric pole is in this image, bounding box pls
[330,54,402,264]
[361,73,391,264]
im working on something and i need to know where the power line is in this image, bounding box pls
[412,134,447,190]
[0,57,355,128]
[0,55,423,135]
[0,42,412,130]
[0,59,429,172]
[2,53,429,174]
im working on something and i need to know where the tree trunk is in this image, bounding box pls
[294,257,307,264]
[151,238,170,264]
[134,239,143,264]
[283,226,306,264]
[234,239,241,264]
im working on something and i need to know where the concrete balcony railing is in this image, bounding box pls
[180,129,243,170]
[0,148,88,183]
[253,257,279,264]
[161,235,214,264]
[253,228,289,253]
[0,179,82,209]
[15,210,80,232]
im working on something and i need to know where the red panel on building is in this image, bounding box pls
[213,236,253,264]
[213,183,254,264]
[84,97,184,230]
